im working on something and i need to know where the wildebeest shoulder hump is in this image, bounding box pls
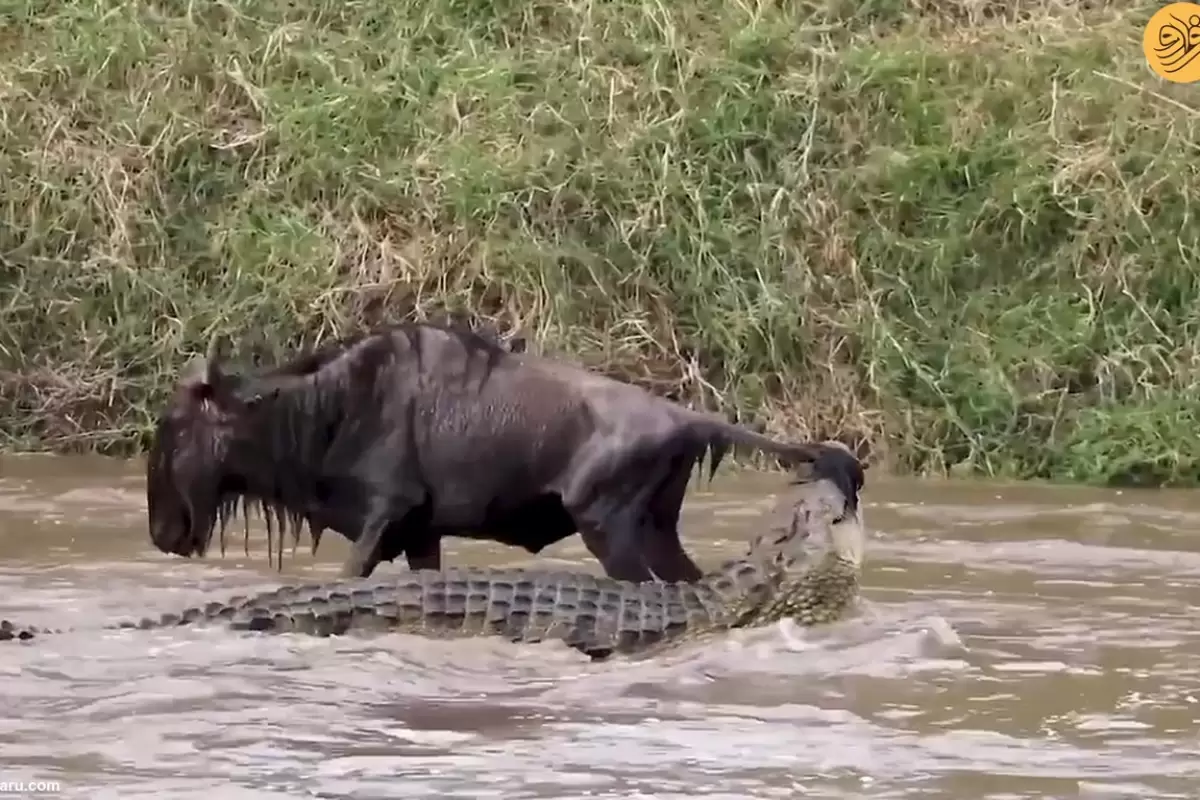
[257,321,514,384]
[259,331,372,378]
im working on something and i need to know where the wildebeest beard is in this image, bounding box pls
[148,320,866,583]
[203,404,341,571]
[144,372,325,571]
[210,495,306,570]
[207,361,357,568]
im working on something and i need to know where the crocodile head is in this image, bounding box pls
[739,441,867,626]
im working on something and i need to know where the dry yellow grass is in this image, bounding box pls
[1,0,1197,485]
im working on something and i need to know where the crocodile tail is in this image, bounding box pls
[0,620,54,641]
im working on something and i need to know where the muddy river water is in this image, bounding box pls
[1,455,1199,799]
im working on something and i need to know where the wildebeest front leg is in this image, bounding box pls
[343,498,418,578]
[403,533,441,571]
[367,519,438,572]
[578,526,612,573]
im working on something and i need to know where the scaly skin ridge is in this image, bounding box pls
[0,556,858,658]
[1,471,865,657]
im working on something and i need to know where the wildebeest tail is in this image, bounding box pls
[690,415,865,511]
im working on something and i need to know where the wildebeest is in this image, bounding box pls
[146,322,865,583]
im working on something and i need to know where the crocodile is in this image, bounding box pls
[0,448,866,659]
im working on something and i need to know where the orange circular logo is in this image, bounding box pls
[1145,3,1200,82]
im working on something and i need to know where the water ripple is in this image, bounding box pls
[2,469,1200,797]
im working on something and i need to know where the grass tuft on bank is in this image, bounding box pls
[1,0,1198,485]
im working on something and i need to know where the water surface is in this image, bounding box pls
[1,454,1198,799]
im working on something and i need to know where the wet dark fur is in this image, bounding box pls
[147,322,865,582]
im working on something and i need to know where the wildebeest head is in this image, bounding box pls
[145,321,524,566]
[145,338,292,560]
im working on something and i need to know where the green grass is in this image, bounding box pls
[1,0,1198,485]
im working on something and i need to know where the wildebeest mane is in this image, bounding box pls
[258,320,512,380]
[258,321,511,386]
[209,322,517,567]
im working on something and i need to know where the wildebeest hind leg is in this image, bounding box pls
[641,453,703,583]
[642,528,702,583]
[565,463,655,582]
[579,516,654,583]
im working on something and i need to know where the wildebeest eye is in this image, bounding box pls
[240,387,278,409]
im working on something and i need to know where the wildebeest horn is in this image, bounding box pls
[180,332,225,390]
[203,332,224,383]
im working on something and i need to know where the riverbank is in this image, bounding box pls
[1,0,1196,485]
